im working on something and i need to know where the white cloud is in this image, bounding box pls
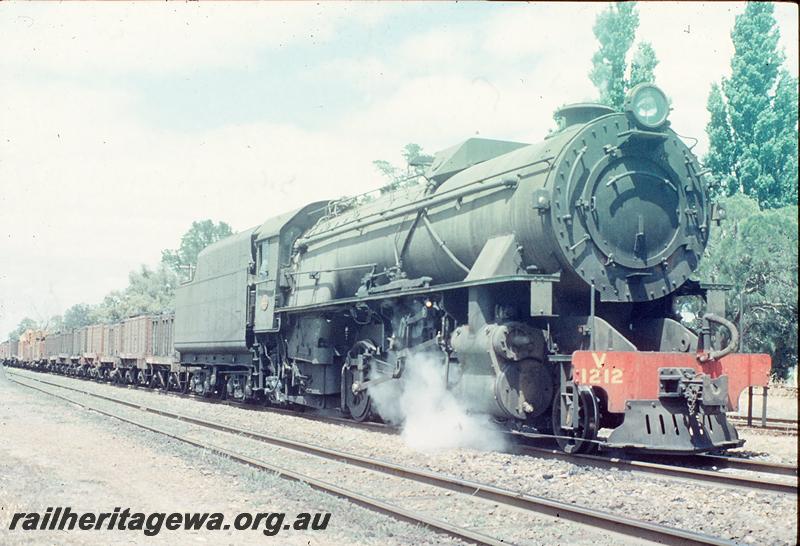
[482,3,603,61]
[396,27,476,74]
[0,76,394,331]
[0,2,396,75]
[0,2,797,336]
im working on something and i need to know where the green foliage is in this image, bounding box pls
[705,2,798,208]
[92,290,126,324]
[93,264,179,323]
[705,83,737,197]
[629,42,658,88]
[63,303,96,330]
[697,194,798,378]
[44,315,63,332]
[8,317,39,342]
[590,2,657,110]
[125,264,179,315]
[162,220,233,276]
[61,267,179,327]
[373,143,433,194]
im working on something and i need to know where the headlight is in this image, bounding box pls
[624,84,669,129]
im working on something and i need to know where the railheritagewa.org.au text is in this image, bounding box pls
[8,507,331,537]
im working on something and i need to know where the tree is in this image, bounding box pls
[590,2,658,110]
[372,143,433,194]
[161,220,233,277]
[63,303,96,330]
[91,264,179,323]
[704,2,798,208]
[629,42,658,88]
[43,315,63,333]
[123,264,178,316]
[92,291,126,324]
[8,317,39,342]
[696,194,798,378]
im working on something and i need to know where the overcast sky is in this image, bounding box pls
[1,2,797,336]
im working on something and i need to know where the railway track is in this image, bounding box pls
[512,444,796,494]
[726,415,798,434]
[7,368,798,494]
[6,369,738,546]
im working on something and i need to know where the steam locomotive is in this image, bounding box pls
[5,84,770,454]
[171,83,769,453]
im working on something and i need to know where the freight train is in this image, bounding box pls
[3,84,771,454]
[2,315,176,386]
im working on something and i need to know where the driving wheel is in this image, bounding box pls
[552,385,600,454]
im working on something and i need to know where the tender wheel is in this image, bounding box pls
[552,386,600,454]
[343,340,375,422]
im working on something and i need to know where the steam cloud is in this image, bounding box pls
[368,355,508,452]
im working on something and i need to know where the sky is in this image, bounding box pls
[1,2,798,336]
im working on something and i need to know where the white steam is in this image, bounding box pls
[368,355,508,453]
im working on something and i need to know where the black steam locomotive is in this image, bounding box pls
[173,83,770,454]
[5,83,768,455]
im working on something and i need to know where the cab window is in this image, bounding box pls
[258,241,270,278]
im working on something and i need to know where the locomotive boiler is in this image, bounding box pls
[173,84,770,454]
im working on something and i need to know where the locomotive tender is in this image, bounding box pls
[4,84,771,454]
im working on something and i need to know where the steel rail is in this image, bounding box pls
[644,453,797,478]
[514,445,796,495]
[6,375,506,546]
[726,415,798,433]
[730,415,798,425]
[7,371,734,546]
[9,367,797,485]
[10,368,797,486]
[13,366,396,431]
[641,453,797,477]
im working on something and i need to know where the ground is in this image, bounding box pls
[1,366,796,545]
[0,366,455,546]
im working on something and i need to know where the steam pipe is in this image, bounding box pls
[697,313,739,362]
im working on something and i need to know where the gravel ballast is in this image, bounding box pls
[0,369,471,546]
[6,367,798,545]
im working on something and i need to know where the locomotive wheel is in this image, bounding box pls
[343,340,376,422]
[343,368,372,422]
[551,386,599,454]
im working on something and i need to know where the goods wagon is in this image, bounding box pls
[85,324,105,363]
[0,340,13,361]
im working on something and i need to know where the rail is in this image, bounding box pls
[7,370,738,546]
